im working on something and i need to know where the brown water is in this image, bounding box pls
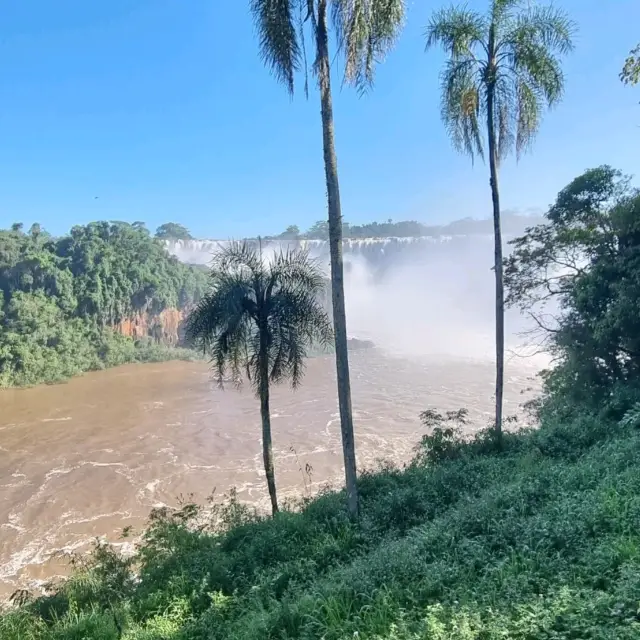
[0,349,540,598]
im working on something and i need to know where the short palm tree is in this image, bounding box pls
[426,0,574,445]
[185,242,332,515]
[250,0,405,518]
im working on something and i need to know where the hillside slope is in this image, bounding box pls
[2,409,640,639]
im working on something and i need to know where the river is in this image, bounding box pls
[0,349,541,598]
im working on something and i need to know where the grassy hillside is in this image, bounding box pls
[2,407,640,639]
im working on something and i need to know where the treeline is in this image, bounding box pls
[155,214,545,244]
[0,221,209,387]
[295,215,544,240]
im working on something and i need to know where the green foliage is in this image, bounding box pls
[413,408,470,465]
[4,407,640,639]
[426,0,575,163]
[0,222,208,387]
[505,166,640,411]
[250,0,405,96]
[185,241,332,392]
[621,43,640,86]
[154,223,193,241]
[278,225,300,240]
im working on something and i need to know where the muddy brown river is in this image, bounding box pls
[0,349,541,598]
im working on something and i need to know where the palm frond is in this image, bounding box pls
[508,5,575,56]
[425,6,486,59]
[250,0,301,95]
[493,72,515,161]
[186,242,332,397]
[441,59,485,161]
[213,241,265,281]
[332,0,406,92]
[268,247,326,295]
[185,276,254,386]
[514,77,541,158]
[268,284,333,387]
[491,0,522,24]
[511,41,565,103]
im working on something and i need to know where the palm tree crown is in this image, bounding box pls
[186,241,332,392]
[250,0,405,96]
[426,0,574,163]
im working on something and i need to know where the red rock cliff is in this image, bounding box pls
[116,308,185,345]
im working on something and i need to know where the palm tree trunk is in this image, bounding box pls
[259,338,278,515]
[316,0,359,518]
[486,83,504,449]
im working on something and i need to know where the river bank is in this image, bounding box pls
[2,395,638,638]
[0,351,539,598]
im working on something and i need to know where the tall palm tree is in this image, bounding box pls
[186,242,332,515]
[426,0,574,446]
[250,0,405,517]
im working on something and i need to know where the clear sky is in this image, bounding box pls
[1,0,639,238]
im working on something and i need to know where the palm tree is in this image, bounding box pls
[426,0,574,446]
[186,242,332,515]
[250,0,405,517]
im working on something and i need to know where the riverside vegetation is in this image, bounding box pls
[0,221,209,388]
[3,166,640,638]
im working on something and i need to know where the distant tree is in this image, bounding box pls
[132,221,149,233]
[621,43,640,86]
[426,0,574,446]
[305,220,330,240]
[279,225,301,240]
[185,242,332,515]
[251,0,405,517]
[29,223,42,241]
[155,223,193,241]
[10,223,23,234]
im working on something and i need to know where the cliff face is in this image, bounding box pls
[116,308,185,346]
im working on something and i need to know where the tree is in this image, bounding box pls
[305,220,330,240]
[185,242,332,515]
[29,223,42,241]
[621,43,640,86]
[279,225,301,240]
[426,0,574,445]
[155,223,193,241]
[251,0,405,516]
[505,166,640,409]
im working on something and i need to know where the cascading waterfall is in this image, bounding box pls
[164,234,497,271]
[165,234,549,363]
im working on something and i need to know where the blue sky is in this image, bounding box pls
[0,0,638,239]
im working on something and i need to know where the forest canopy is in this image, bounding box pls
[0,221,208,387]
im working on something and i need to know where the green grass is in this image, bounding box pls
[3,411,640,639]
